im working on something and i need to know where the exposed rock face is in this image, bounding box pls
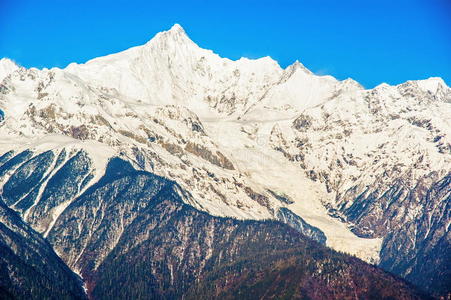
[265,81,451,296]
[341,173,451,296]
[276,207,327,244]
[185,142,234,170]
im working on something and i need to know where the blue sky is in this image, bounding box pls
[1,0,450,88]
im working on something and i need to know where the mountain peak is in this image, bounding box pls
[161,23,189,39]
[169,23,185,34]
[0,58,18,69]
[0,58,19,82]
[287,60,312,75]
[145,23,194,49]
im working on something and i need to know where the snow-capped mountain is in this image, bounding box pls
[0,24,449,296]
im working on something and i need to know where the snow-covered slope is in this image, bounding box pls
[0,58,19,82]
[0,24,449,295]
[65,24,283,118]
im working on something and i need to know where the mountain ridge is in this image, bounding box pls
[0,24,449,297]
[1,155,431,299]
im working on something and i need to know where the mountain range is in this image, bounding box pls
[0,24,449,299]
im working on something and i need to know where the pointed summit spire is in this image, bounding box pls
[169,23,185,34]
[282,60,312,81]
[290,60,311,74]
[162,23,189,39]
[145,23,196,50]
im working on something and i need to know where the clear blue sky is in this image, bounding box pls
[1,0,450,88]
